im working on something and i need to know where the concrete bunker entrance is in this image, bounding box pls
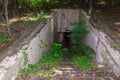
[54,9,80,47]
[0,9,120,80]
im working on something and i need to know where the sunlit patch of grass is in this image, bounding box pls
[37,70,54,77]
[97,1,106,5]
[9,16,37,27]
[36,12,51,21]
[118,34,120,37]
[9,12,50,27]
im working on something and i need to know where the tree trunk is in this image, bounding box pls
[4,0,13,39]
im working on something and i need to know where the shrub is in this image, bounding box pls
[69,20,95,55]
[39,43,63,68]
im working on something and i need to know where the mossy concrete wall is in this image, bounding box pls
[27,20,54,64]
[0,17,54,80]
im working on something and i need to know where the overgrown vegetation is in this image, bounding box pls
[69,20,95,56]
[68,20,95,69]
[40,43,63,68]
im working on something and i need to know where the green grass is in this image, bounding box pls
[39,43,63,69]
[0,34,7,44]
[40,54,62,69]
[37,70,54,77]
[18,64,42,75]
[72,55,93,69]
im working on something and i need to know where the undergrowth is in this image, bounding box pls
[39,43,63,68]
[0,34,7,44]
[69,20,95,55]
[69,20,95,69]
[72,55,93,69]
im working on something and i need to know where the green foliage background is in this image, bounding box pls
[0,0,120,20]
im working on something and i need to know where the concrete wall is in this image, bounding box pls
[27,19,54,64]
[0,17,54,80]
[81,11,120,77]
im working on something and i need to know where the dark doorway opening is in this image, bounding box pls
[58,32,71,48]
